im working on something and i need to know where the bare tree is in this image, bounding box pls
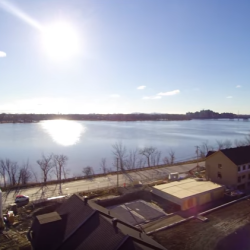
[100,158,108,174]
[199,141,213,158]
[136,157,146,168]
[151,150,161,166]
[163,149,175,165]
[216,140,225,150]
[112,141,127,170]
[62,167,70,179]
[0,159,18,186]
[0,159,7,187]
[224,139,232,149]
[10,162,18,186]
[53,154,68,194]
[17,160,32,185]
[169,149,175,164]
[30,168,39,183]
[245,134,250,145]
[234,139,246,147]
[82,166,94,178]
[163,156,170,165]
[124,149,140,170]
[139,146,157,167]
[53,154,68,180]
[37,154,54,185]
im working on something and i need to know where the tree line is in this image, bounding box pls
[197,134,250,158]
[0,154,69,189]
[83,142,177,178]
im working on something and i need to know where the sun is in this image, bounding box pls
[41,21,80,60]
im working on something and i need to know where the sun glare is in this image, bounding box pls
[41,120,85,146]
[41,21,80,60]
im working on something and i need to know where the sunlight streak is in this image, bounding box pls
[41,120,85,146]
[0,0,43,30]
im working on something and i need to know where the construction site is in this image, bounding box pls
[0,160,248,250]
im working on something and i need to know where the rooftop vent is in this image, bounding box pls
[84,196,88,205]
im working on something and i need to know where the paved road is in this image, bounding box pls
[2,162,204,209]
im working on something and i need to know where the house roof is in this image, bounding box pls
[220,146,250,165]
[206,146,250,165]
[29,194,166,250]
[206,151,216,157]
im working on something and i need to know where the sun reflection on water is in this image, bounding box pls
[41,120,85,146]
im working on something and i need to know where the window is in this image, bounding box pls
[218,172,222,179]
[218,164,222,169]
[243,165,246,170]
[242,175,246,179]
[238,166,241,172]
[238,176,241,183]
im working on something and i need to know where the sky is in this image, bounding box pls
[0,0,250,114]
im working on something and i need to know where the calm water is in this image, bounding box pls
[0,119,249,176]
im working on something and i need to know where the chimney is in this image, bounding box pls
[112,218,118,227]
[84,196,88,205]
[112,218,119,234]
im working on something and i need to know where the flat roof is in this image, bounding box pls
[153,179,223,199]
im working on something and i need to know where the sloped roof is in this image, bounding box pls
[29,194,166,250]
[206,151,216,157]
[206,146,250,165]
[220,146,250,165]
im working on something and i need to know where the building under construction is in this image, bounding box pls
[152,179,224,210]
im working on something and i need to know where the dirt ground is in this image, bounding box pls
[0,200,63,250]
[152,199,250,250]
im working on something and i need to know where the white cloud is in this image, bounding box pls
[157,89,180,96]
[142,95,162,100]
[109,94,120,98]
[0,51,6,57]
[236,85,241,88]
[226,96,233,99]
[137,85,146,90]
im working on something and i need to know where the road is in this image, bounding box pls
[2,162,204,209]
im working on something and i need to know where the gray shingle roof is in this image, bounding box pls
[29,194,166,250]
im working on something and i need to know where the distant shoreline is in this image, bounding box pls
[0,110,249,123]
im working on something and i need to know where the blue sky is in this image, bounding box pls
[0,0,250,114]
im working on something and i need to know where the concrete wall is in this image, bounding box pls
[206,151,238,187]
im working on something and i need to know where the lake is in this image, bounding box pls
[0,119,249,177]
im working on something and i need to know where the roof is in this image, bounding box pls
[220,146,250,165]
[29,194,166,250]
[152,199,250,250]
[37,212,61,224]
[152,179,223,199]
[206,151,216,157]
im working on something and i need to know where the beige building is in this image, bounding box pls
[152,179,224,210]
[206,146,250,190]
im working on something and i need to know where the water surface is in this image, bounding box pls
[0,119,249,176]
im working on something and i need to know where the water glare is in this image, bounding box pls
[41,120,85,146]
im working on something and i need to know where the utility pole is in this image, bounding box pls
[195,146,200,171]
[116,158,119,188]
